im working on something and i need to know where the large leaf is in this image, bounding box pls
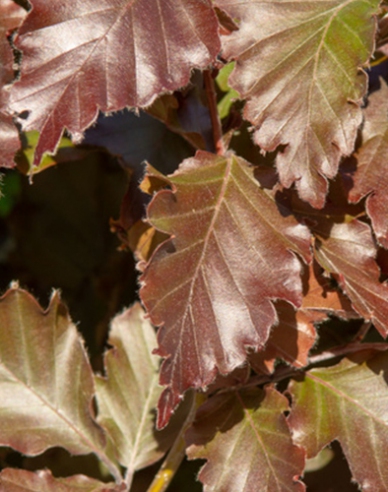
[95,303,175,474]
[0,0,25,168]
[140,151,311,427]
[313,219,388,336]
[249,262,357,374]
[186,387,305,492]
[9,0,220,166]
[215,0,379,207]
[0,286,116,470]
[345,82,388,248]
[288,350,388,491]
[0,469,121,492]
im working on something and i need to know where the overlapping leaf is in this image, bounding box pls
[0,0,25,168]
[215,0,379,207]
[186,387,305,492]
[314,219,388,336]
[288,350,388,491]
[140,151,312,427]
[9,0,220,166]
[95,303,175,474]
[0,286,118,474]
[0,469,121,492]
[345,82,388,247]
[250,262,357,374]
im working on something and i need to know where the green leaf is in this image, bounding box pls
[215,0,379,207]
[288,350,388,490]
[186,387,306,492]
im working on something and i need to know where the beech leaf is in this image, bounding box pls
[288,350,388,491]
[140,151,311,427]
[346,81,388,247]
[250,262,357,374]
[0,0,25,168]
[215,0,379,207]
[9,0,220,166]
[0,468,122,492]
[95,303,175,473]
[314,219,388,336]
[186,387,305,492]
[0,286,108,459]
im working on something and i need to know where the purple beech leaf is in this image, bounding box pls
[95,303,178,473]
[215,0,379,208]
[288,350,388,491]
[313,219,388,337]
[345,81,388,248]
[0,0,25,168]
[250,262,357,374]
[0,469,122,492]
[0,286,110,461]
[186,387,306,492]
[140,151,312,427]
[9,0,220,166]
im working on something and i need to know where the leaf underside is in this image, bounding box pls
[215,0,379,207]
[140,151,311,427]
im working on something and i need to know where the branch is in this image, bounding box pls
[145,391,205,492]
[203,69,226,156]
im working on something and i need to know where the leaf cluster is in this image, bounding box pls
[1,0,388,490]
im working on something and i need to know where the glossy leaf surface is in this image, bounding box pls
[95,303,172,472]
[0,286,106,457]
[288,350,388,491]
[140,151,311,427]
[186,387,305,492]
[10,0,220,165]
[216,0,379,207]
[314,219,388,336]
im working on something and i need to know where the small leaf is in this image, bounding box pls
[186,387,305,492]
[140,151,311,427]
[0,287,107,458]
[345,81,388,247]
[250,262,357,374]
[215,0,379,207]
[0,468,122,492]
[288,350,388,490]
[95,303,177,473]
[10,0,220,165]
[314,219,388,336]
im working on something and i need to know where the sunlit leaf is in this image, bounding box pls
[345,81,388,248]
[186,387,305,492]
[0,286,111,461]
[0,468,122,492]
[215,0,379,207]
[140,151,311,427]
[288,350,388,491]
[9,0,220,165]
[95,303,177,473]
[314,219,388,336]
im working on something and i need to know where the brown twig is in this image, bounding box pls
[203,69,226,156]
